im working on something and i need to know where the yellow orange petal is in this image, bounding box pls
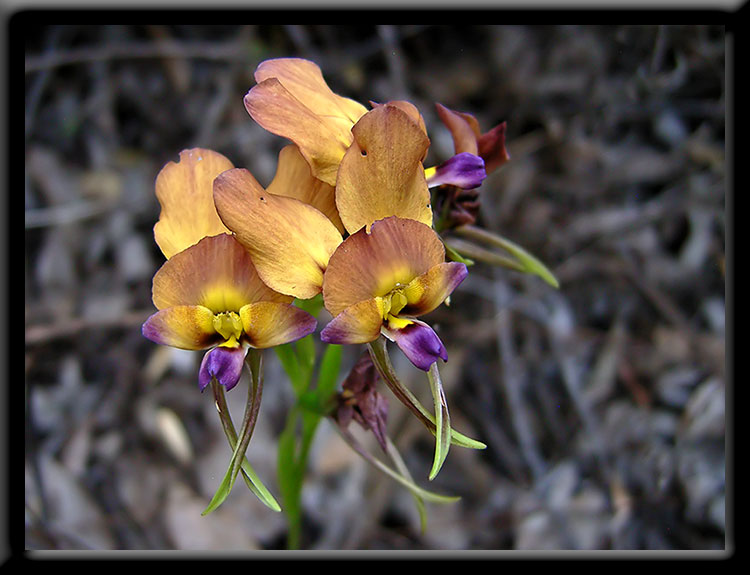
[322,216,445,317]
[370,100,428,140]
[239,302,317,349]
[245,78,354,187]
[152,234,292,313]
[266,145,346,234]
[142,305,219,350]
[153,148,235,259]
[254,58,367,125]
[402,262,468,317]
[320,297,386,345]
[213,168,343,300]
[335,104,433,234]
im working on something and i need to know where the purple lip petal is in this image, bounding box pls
[198,345,248,392]
[426,152,487,190]
[382,320,448,372]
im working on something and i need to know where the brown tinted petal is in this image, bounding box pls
[335,105,432,235]
[213,168,343,300]
[254,58,367,124]
[151,234,292,313]
[266,145,346,234]
[435,103,480,156]
[322,216,445,317]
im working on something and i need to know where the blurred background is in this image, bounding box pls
[24,24,726,551]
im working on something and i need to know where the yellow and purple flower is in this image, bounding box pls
[143,148,317,391]
[320,216,467,371]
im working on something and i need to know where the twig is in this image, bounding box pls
[25,309,152,345]
[493,279,547,483]
[25,26,65,139]
[25,200,117,229]
[377,25,409,101]
[25,40,249,74]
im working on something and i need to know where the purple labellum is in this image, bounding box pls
[198,345,248,392]
[382,319,448,372]
[426,152,487,190]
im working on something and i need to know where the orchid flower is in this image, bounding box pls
[320,216,467,371]
[435,102,510,176]
[143,148,317,391]
[431,103,510,230]
[142,233,317,391]
[213,100,438,298]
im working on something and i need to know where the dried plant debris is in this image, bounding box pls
[25,25,725,550]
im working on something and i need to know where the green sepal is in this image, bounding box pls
[201,429,280,515]
[426,363,451,481]
[368,337,486,450]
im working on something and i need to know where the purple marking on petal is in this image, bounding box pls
[426,152,487,190]
[141,318,162,345]
[198,345,248,392]
[383,319,448,372]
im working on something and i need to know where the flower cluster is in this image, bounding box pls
[142,58,522,517]
[212,58,498,370]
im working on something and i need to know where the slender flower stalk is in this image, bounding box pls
[210,371,279,510]
[202,350,280,514]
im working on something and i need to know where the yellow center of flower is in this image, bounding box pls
[423,165,437,180]
[380,287,413,330]
[212,311,243,347]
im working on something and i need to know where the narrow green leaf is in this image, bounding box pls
[277,414,301,511]
[295,334,317,381]
[445,238,523,271]
[367,338,486,450]
[275,344,305,395]
[454,225,560,288]
[314,343,343,405]
[277,409,307,550]
[427,363,451,481]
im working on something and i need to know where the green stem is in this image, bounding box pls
[276,339,343,549]
[335,425,460,505]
